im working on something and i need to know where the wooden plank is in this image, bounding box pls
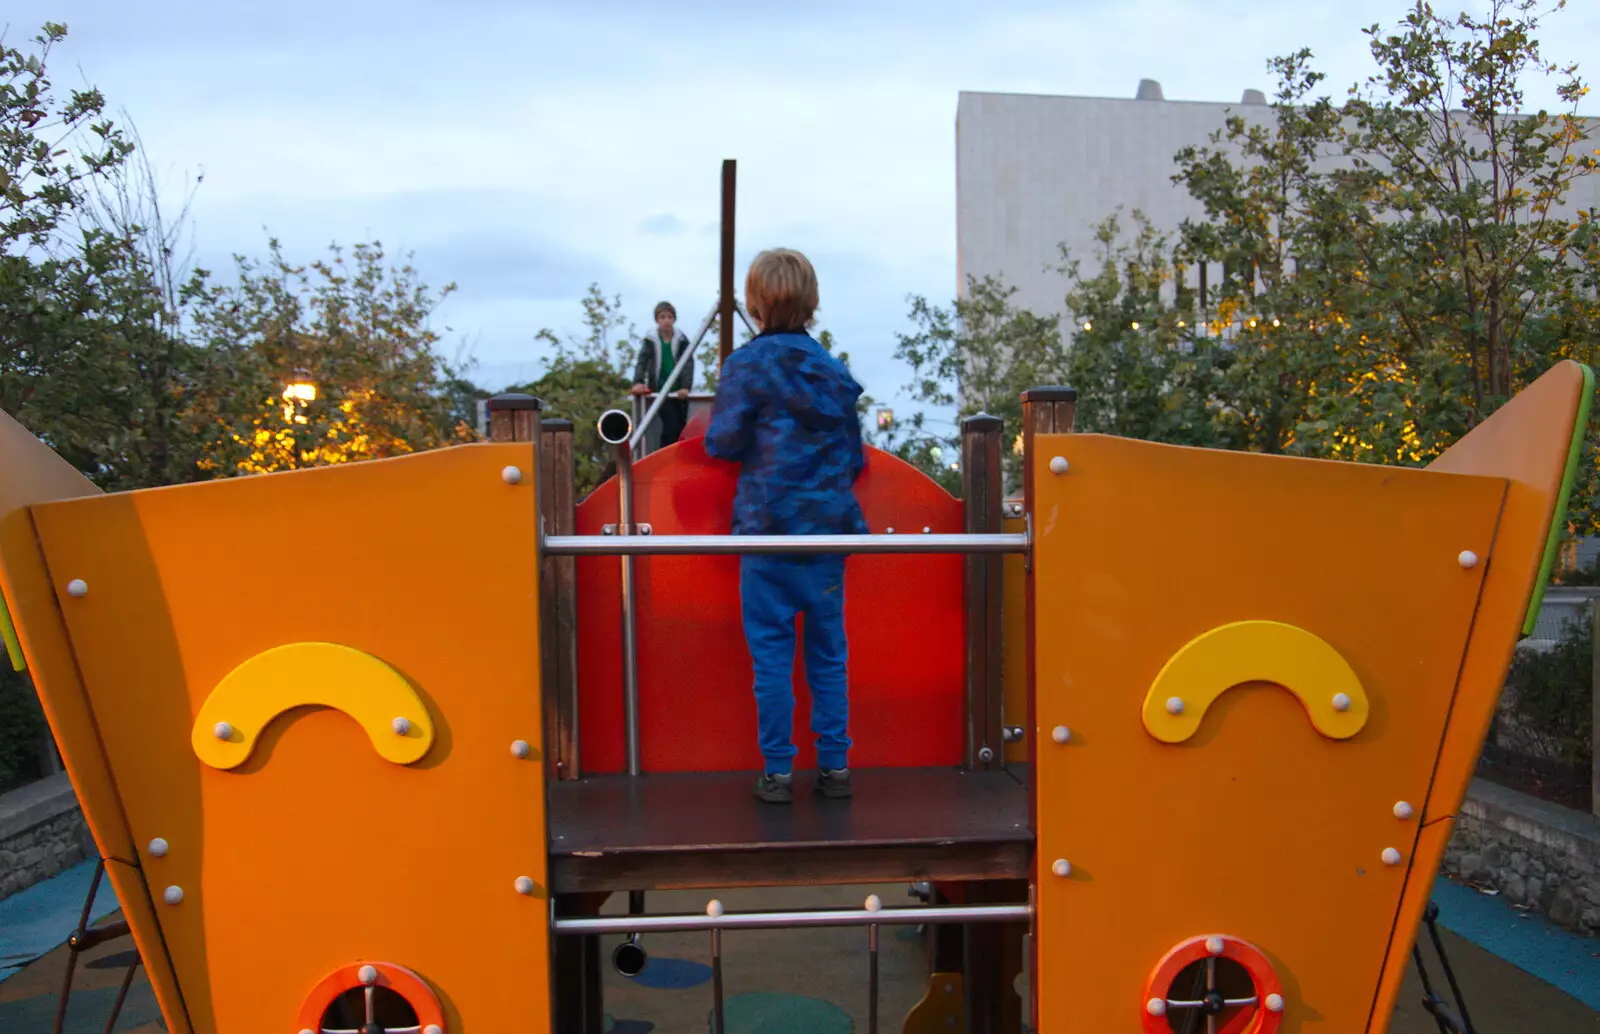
[550,841,1033,894]
[549,768,1030,856]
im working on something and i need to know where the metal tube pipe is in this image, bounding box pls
[711,927,725,1034]
[617,440,641,778]
[543,532,1029,557]
[867,924,880,1034]
[552,903,1031,936]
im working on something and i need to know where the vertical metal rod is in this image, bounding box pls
[868,924,880,1034]
[98,956,140,1034]
[616,439,641,777]
[710,927,726,1034]
[719,159,736,372]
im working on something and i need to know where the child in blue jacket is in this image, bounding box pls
[704,248,867,803]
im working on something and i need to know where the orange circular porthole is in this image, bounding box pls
[296,961,446,1034]
[1141,934,1284,1034]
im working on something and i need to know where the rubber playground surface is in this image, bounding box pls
[0,868,1596,1033]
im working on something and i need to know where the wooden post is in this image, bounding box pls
[719,159,736,371]
[962,413,1005,771]
[487,392,541,445]
[540,418,581,781]
[1017,385,1076,1034]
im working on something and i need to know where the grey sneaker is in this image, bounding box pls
[753,772,794,803]
[815,768,853,799]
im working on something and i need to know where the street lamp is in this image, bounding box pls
[282,370,317,424]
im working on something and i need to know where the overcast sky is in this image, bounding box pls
[11,0,1599,424]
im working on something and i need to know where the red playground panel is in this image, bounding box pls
[574,437,965,773]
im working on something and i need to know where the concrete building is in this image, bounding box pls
[954,79,1600,325]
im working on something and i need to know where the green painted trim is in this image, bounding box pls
[0,589,23,672]
[1523,361,1595,637]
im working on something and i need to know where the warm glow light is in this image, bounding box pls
[1012,433,1025,455]
[1130,321,1141,330]
[1177,320,1186,328]
[1271,318,1281,327]
[1082,321,1093,331]
[283,381,317,403]
[1248,319,1258,328]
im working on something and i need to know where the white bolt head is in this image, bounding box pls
[1332,693,1352,713]
[865,894,883,912]
[148,837,169,858]
[1051,858,1071,877]
[1205,936,1225,956]
[1146,998,1168,1017]
[162,885,183,905]
[212,721,234,741]
[66,579,88,598]
[922,526,932,534]
[1265,993,1284,1013]
[1458,550,1478,569]
[391,716,411,736]
[502,465,523,484]
[358,964,378,985]
[886,526,895,534]
[511,739,531,759]
[1051,725,1072,744]
[300,1029,317,1034]
[1048,456,1069,475]
[424,1027,443,1034]
[1382,848,1403,866]
[1165,697,1184,716]
[707,899,725,918]
[1394,801,1415,820]
[514,876,535,895]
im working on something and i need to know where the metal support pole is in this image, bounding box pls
[1591,601,1599,819]
[542,532,1029,557]
[962,412,1005,771]
[711,925,726,1034]
[868,922,880,1034]
[719,159,736,372]
[597,409,641,777]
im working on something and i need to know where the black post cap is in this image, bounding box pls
[960,412,1004,433]
[1019,386,1078,403]
[487,393,543,411]
[540,418,575,432]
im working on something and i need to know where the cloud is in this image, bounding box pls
[639,213,687,236]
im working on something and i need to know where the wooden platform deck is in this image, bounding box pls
[547,766,1033,893]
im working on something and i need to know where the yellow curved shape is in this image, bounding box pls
[1142,620,1368,743]
[192,642,434,770]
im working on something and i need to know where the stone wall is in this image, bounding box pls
[1442,777,1600,937]
[0,772,95,900]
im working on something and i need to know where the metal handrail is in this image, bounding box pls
[542,532,1030,557]
[551,902,1031,936]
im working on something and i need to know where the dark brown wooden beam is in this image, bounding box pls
[549,841,1032,895]
[719,159,736,370]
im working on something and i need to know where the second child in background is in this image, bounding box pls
[631,301,694,447]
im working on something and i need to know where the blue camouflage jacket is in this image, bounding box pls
[703,330,868,537]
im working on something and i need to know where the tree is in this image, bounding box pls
[514,283,638,498]
[1163,0,1599,514]
[182,239,472,475]
[891,276,1068,491]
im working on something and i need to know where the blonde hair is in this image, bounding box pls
[745,248,818,333]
